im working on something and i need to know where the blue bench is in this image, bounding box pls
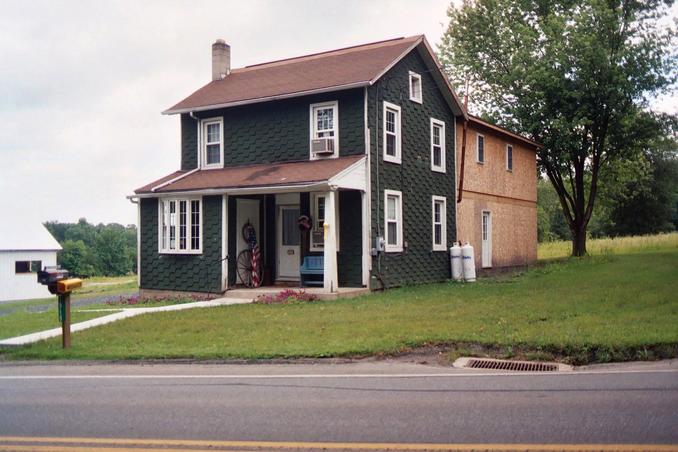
[300,256,324,287]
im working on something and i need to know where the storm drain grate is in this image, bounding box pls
[466,358,559,372]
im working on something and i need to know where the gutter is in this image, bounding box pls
[163,82,370,115]
[128,181,330,200]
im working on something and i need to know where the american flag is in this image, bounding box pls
[251,243,261,288]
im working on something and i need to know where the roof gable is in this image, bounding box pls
[0,222,61,251]
[164,35,467,119]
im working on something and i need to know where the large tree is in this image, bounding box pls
[439,0,676,255]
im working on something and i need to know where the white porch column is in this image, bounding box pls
[323,190,338,293]
[361,190,370,287]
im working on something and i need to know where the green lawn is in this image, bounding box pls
[3,248,677,363]
[0,309,119,340]
[0,275,135,340]
[538,232,678,260]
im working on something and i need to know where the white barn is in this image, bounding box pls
[0,223,61,301]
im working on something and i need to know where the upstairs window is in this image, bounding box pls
[383,102,402,164]
[477,134,485,164]
[384,189,403,252]
[409,71,422,103]
[310,101,339,159]
[431,196,447,251]
[430,118,446,173]
[159,198,202,254]
[202,118,223,168]
[506,144,513,171]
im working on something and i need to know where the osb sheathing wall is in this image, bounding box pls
[455,121,538,268]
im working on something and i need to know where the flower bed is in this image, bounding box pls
[253,289,319,304]
[105,294,214,307]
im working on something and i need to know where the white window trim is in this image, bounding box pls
[476,133,485,164]
[383,101,402,164]
[430,118,446,173]
[201,117,224,169]
[506,144,513,172]
[309,101,339,160]
[384,189,403,253]
[309,192,340,252]
[431,195,447,251]
[158,197,203,254]
[408,71,423,104]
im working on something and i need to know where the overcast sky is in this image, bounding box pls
[1,0,676,227]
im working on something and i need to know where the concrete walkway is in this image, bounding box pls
[0,297,251,348]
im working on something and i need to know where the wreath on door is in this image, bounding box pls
[298,215,312,232]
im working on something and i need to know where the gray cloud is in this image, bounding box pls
[0,0,674,227]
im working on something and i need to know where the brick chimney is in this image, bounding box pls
[212,39,230,81]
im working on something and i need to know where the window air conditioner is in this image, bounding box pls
[312,138,334,156]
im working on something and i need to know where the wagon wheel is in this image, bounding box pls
[236,249,263,288]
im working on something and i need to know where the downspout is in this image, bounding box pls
[456,84,469,207]
[128,197,141,289]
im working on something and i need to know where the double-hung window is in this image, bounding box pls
[409,71,422,103]
[430,118,446,173]
[477,134,485,164]
[309,192,340,251]
[15,261,42,274]
[431,196,447,251]
[159,198,202,254]
[384,189,403,252]
[383,102,402,164]
[202,118,223,168]
[506,144,513,171]
[309,101,338,159]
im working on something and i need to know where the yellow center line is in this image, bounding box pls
[0,436,676,452]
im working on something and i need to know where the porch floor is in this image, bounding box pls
[224,286,370,301]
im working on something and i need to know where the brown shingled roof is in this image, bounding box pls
[135,155,364,195]
[164,36,422,114]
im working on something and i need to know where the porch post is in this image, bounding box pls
[323,190,338,293]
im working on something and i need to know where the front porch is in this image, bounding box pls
[226,187,368,294]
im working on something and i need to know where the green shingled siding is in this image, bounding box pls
[367,49,457,288]
[181,89,365,169]
[140,196,223,293]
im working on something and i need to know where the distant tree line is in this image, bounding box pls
[538,114,678,241]
[44,218,137,277]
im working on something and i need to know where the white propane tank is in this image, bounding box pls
[450,243,463,281]
[461,243,476,282]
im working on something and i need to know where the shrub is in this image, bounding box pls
[254,289,319,304]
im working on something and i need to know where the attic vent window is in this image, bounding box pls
[409,71,422,104]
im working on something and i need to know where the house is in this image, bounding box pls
[131,35,537,296]
[455,116,540,269]
[0,222,61,301]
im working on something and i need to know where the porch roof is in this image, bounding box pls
[134,155,365,196]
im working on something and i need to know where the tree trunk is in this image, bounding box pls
[571,223,587,257]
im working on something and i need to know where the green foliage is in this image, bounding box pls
[59,240,96,277]
[439,0,677,255]
[537,179,570,241]
[44,219,136,277]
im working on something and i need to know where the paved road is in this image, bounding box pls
[0,361,676,448]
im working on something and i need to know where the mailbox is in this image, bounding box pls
[37,266,81,295]
[36,265,81,348]
[57,278,82,294]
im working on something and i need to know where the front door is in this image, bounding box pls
[481,211,492,268]
[277,206,300,280]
